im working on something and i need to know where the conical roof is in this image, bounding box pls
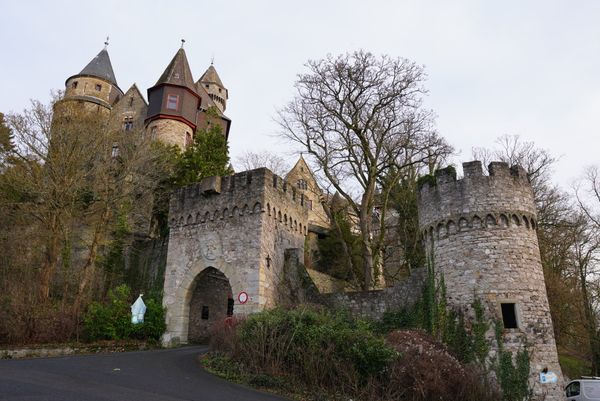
[78,49,118,86]
[155,48,196,92]
[199,65,225,87]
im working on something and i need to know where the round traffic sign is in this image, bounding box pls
[238,291,248,304]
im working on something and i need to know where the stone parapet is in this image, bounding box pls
[418,161,535,231]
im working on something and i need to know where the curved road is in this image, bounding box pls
[0,346,289,401]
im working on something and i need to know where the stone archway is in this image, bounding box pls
[187,267,234,343]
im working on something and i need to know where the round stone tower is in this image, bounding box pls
[417,160,563,400]
[62,46,123,114]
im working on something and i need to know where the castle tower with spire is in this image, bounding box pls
[145,47,201,149]
[62,45,123,114]
[60,42,231,150]
[144,45,232,149]
[198,64,228,113]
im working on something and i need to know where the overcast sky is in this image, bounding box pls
[1,0,598,189]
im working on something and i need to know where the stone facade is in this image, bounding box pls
[64,75,123,110]
[418,161,564,400]
[161,168,309,346]
[146,119,193,149]
[108,84,148,133]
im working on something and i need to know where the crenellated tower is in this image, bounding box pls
[145,47,201,149]
[417,161,563,400]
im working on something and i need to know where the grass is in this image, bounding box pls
[559,353,592,380]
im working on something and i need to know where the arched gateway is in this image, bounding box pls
[188,267,233,343]
[162,169,309,346]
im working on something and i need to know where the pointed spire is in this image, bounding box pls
[78,47,118,86]
[155,47,196,92]
[199,64,225,88]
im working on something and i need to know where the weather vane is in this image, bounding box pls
[181,38,186,48]
[104,36,109,49]
[211,53,214,65]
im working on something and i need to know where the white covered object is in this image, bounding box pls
[131,295,147,324]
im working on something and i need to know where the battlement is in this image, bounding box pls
[418,161,536,230]
[168,167,310,233]
[426,160,529,188]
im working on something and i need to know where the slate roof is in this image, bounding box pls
[155,48,197,93]
[199,65,225,87]
[78,49,118,86]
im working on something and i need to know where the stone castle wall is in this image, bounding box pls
[162,168,309,345]
[418,161,564,400]
[319,268,426,319]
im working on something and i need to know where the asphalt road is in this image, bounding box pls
[0,346,289,401]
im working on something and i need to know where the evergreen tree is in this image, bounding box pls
[173,107,232,186]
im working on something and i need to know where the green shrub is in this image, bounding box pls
[84,285,166,342]
[230,307,396,387]
[130,298,166,341]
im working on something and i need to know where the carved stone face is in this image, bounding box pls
[202,233,220,261]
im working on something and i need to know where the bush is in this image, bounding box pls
[83,285,166,342]
[383,330,500,401]
[213,306,396,393]
[209,306,498,401]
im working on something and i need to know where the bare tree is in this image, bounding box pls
[575,166,600,229]
[3,98,169,304]
[234,150,291,176]
[278,51,451,289]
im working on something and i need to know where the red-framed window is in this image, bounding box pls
[166,94,179,110]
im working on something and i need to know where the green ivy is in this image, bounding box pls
[494,320,532,401]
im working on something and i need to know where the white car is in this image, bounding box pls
[566,377,600,400]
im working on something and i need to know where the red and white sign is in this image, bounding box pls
[238,291,248,304]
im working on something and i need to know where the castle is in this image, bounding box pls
[62,45,565,400]
[61,42,230,150]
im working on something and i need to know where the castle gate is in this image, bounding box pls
[187,267,233,343]
[161,169,309,346]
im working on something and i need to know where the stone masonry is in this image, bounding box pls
[161,168,309,346]
[418,161,564,401]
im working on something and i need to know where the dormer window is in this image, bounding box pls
[166,94,179,110]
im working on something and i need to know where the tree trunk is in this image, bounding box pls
[360,186,375,290]
[74,206,111,313]
[579,266,600,374]
[39,222,60,299]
